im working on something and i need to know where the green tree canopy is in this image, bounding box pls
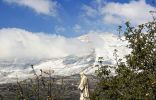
[93,21,156,100]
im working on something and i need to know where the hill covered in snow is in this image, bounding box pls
[0,29,130,83]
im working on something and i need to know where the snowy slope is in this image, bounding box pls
[0,53,95,83]
[0,33,130,83]
[78,32,129,62]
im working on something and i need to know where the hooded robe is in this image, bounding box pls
[78,72,90,100]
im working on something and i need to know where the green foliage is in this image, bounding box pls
[93,21,156,99]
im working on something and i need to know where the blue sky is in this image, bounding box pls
[0,0,156,59]
[0,0,155,37]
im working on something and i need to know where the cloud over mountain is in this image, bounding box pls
[0,28,129,61]
[0,28,91,59]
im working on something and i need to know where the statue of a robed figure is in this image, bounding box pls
[78,72,90,100]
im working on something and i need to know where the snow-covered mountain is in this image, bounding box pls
[0,53,95,83]
[0,33,130,83]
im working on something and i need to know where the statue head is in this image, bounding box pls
[80,71,85,78]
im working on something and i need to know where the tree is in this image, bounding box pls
[93,21,156,99]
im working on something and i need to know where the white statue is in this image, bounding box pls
[78,72,90,100]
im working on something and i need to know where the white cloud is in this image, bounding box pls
[101,0,155,25]
[0,28,91,59]
[0,28,129,61]
[4,0,58,16]
[83,0,156,25]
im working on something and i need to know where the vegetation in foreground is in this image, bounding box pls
[0,70,97,100]
[93,20,156,99]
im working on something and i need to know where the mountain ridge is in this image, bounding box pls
[0,33,130,83]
